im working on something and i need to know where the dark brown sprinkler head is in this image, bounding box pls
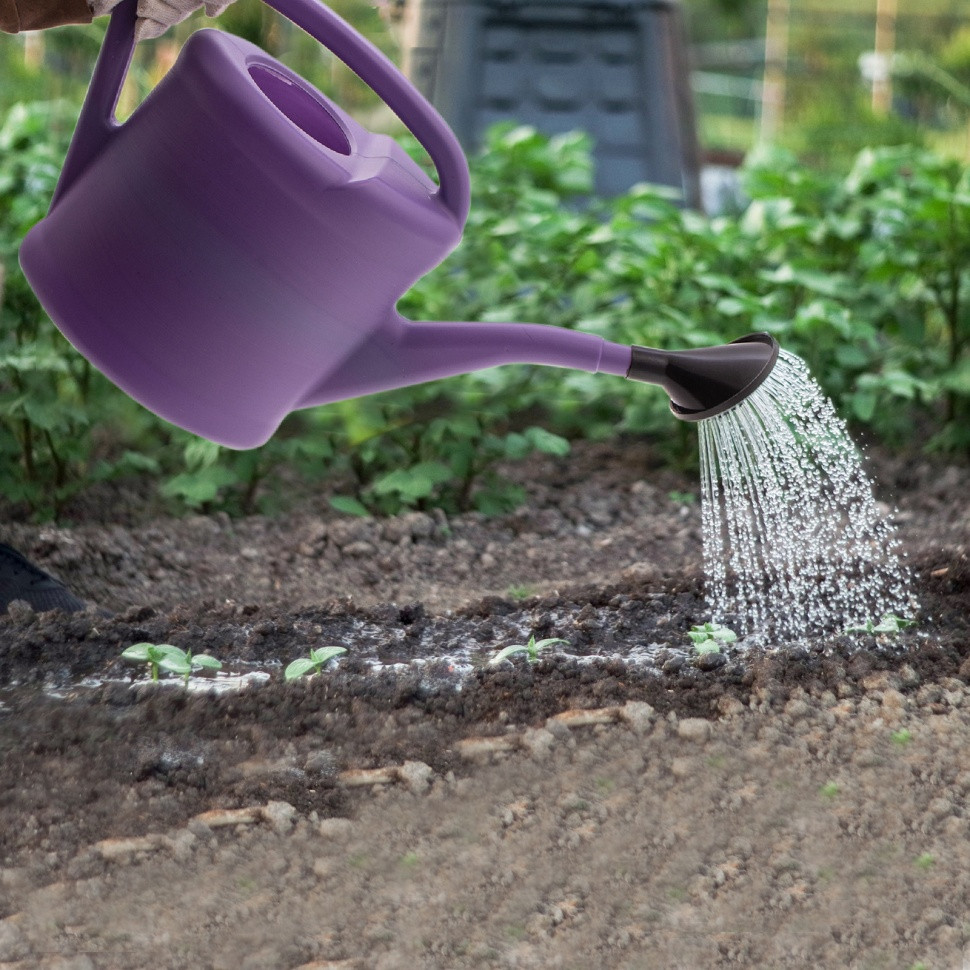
[626,332,780,422]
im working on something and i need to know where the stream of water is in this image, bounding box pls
[698,349,914,643]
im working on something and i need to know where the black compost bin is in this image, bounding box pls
[401,0,702,202]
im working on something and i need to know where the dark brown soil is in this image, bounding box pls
[1,440,968,969]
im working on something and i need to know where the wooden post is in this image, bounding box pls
[872,0,897,115]
[760,0,790,142]
[23,32,44,70]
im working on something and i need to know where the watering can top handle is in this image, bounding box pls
[54,0,471,225]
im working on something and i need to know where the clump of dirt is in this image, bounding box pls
[0,440,968,969]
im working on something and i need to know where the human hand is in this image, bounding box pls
[133,0,231,40]
[89,0,233,41]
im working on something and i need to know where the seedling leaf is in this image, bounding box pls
[159,657,192,676]
[285,658,318,681]
[329,495,370,517]
[122,643,153,662]
[693,640,721,656]
[688,623,737,650]
[310,646,347,665]
[490,644,529,665]
[846,613,916,635]
[489,635,566,665]
[284,645,347,681]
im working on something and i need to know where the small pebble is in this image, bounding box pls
[677,718,713,743]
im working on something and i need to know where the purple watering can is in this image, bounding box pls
[19,0,778,449]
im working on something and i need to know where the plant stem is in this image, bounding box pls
[946,198,962,424]
[42,428,65,489]
[21,418,34,482]
[242,461,262,515]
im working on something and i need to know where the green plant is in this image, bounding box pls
[819,781,840,799]
[914,852,936,871]
[121,642,221,683]
[156,646,223,684]
[505,584,535,602]
[687,622,737,655]
[891,727,913,747]
[845,614,917,635]
[284,645,347,681]
[1,101,99,518]
[489,635,567,665]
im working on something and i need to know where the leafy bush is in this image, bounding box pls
[0,100,136,519]
[731,143,970,451]
[2,109,968,522]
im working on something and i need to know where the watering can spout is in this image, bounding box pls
[298,314,635,408]
[626,332,780,421]
[300,317,780,426]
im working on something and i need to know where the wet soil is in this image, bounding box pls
[1,440,969,969]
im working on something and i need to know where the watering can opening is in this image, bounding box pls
[248,64,352,156]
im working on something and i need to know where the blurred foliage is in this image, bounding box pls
[0,0,400,123]
[1,105,969,521]
[682,0,970,164]
[4,0,970,166]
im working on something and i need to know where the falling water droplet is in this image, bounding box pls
[698,350,915,643]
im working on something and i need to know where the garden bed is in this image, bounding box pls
[1,440,969,969]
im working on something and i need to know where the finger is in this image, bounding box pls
[136,0,196,33]
[134,15,168,40]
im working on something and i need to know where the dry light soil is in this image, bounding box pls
[1,440,969,970]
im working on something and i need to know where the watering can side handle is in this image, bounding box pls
[50,0,137,209]
[263,0,470,227]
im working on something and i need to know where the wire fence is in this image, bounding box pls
[691,0,970,162]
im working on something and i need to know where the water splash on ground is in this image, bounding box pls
[698,350,914,643]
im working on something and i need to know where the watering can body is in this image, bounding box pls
[20,0,472,448]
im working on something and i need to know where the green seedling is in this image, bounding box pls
[845,613,916,635]
[158,647,222,684]
[687,622,737,655]
[891,727,913,747]
[819,781,840,799]
[284,646,347,681]
[121,642,221,683]
[489,635,567,665]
